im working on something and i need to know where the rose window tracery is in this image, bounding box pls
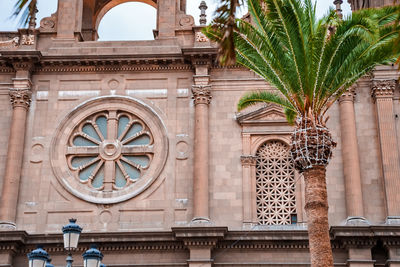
[67,111,153,191]
[51,96,168,204]
[256,140,296,225]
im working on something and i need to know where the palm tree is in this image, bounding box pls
[204,0,399,266]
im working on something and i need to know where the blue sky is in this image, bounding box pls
[0,0,351,41]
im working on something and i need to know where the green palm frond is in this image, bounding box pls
[204,0,400,125]
[209,0,244,65]
[11,0,37,27]
[237,90,297,124]
[237,90,296,111]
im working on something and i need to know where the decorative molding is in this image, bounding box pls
[192,85,212,105]
[240,155,257,166]
[35,64,193,73]
[338,85,356,103]
[0,37,19,48]
[20,34,35,45]
[216,242,309,249]
[195,32,209,43]
[9,89,32,109]
[12,61,34,72]
[236,104,288,126]
[371,79,396,99]
[39,13,57,32]
[183,240,217,247]
[178,15,194,28]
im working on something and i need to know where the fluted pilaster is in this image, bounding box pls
[191,80,212,223]
[371,79,400,220]
[338,86,365,223]
[0,82,32,230]
[241,155,257,225]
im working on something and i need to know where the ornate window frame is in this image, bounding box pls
[236,104,304,228]
[50,95,168,204]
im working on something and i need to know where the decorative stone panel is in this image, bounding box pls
[255,140,296,225]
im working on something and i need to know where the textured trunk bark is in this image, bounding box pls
[303,166,333,267]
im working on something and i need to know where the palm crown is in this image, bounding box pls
[204,0,400,125]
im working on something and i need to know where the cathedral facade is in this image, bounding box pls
[0,0,400,266]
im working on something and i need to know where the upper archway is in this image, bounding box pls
[81,0,188,40]
[94,0,157,32]
[97,2,157,40]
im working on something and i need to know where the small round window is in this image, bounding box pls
[51,96,168,204]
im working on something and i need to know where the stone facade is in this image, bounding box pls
[0,0,400,266]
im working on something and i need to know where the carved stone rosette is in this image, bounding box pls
[9,89,32,109]
[371,79,396,99]
[240,155,257,166]
[192,85,212,105]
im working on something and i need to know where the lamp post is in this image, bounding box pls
[62,218,82,267]
[28,246,49,267]
[27,219,105,267]
[83,244,103,267]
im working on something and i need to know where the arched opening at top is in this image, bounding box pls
[97,2,157,41]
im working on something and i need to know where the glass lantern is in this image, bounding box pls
[45,259,54,267]
[62,218,83,251]
[83,244,103,267]
[27,246,49,267]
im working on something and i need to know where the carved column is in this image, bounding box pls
[0,62,32,229]
[338,87,366,224]
[371,80,400,223]
[191,83,212,223]
[240,155,257,227]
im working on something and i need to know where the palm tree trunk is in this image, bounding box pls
[303,165,334,267]
[291,118,336,267]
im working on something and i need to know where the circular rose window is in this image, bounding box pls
[51,96,168,204]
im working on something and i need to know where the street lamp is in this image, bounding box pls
[27,219,106,267]
[62,218,82,251]
[83,244,103,267]
[27,246,49,267]
[45,259,55,267]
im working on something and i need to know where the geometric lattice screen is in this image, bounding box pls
[256,140,296,225]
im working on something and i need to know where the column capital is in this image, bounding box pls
[372,79,396,99]
[339,85,356,103]
[192,85,212,105]
[9,89,32,109]
[240,155,257,166]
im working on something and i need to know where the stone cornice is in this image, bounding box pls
[2,226,400,254]
[371,79,397,99]
[35,63,193,73]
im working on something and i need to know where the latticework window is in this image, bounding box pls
[256,140,296,225]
